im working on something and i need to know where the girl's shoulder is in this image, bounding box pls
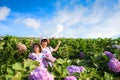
[46,46,53,50]
[29,53,36,59]
[29,52,36,55]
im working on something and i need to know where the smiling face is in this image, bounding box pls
[32,43,41,53]
[41,39,48,48]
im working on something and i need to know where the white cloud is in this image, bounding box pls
[1,0,120,38]
[57,24,64,33]
[46,0,120,38]
[51,24,64,37]
[0,6,10,20]
[23,18,40,30]
[85,25,120,38]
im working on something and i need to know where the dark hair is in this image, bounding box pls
[32,43,41,53]
[41,39,48,42]
[41,39,49,45]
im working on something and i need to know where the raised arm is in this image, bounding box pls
[53,41,61,52]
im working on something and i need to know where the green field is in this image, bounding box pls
[0,35,120,80]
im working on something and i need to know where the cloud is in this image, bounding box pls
[0,6,10,20]
[1,0,120,38]
[23,18,40,30]
[51,24,64,37]
[47,0,120,38]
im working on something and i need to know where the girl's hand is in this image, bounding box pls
[58,41,61,45]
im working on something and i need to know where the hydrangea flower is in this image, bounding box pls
[17,43,27,53]
[104,51,114,59]
[67,65,85,75]
[28,67,54,80]
[0,37,3,40]
[108,58,120,72]
[64,76,77,80]
[112,45,120,49]
[79,52,85,58]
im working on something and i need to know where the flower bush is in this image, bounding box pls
[17,43,27,53]
[67,65,85,75]
[104,51,114,59]
[28,67,54,80]
[108,58,120,72]
[0,35,120,80]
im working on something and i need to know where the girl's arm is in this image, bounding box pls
[44,57,54,63]
[53,41,61,52]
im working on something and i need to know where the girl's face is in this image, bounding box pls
[33,45,40,53]
[41,40,48,47]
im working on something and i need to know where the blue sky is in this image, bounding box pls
[0,0,120,38]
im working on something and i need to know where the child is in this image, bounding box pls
[29,43,53,67]
[40,38,61,67]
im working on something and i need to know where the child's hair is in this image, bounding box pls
[40,39,50,45]
[32,43,41,53]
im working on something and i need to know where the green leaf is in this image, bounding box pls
[5,74,13,80]
[29,65,36,71]
[56,59,64,64]
[7,67,14,75]
[12,62,23,71]
[12,72,22,80]
[54,65,62,74]
[61,69,68,77]
[104,72,114,80]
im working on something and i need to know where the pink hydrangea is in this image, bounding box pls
[64,76,77,80]
[17,43,27,53]
[28,67,54,80]
[108,58,120,72]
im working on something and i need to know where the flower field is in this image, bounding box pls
[0,35,120,80]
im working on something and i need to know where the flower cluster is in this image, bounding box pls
[0,37,3,40]
[79,52,85,58]
[108,58,120,72]
[112,45,120,49]
[28,67,54,80]
[17,43,27,53]
[67,65,85,75]
[64,76,77,80]
[104,51,114,59]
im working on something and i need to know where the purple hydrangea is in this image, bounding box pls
[108,58,120,72]
[28,67,54,80]
[64,76,77,80]
[112,45,120,49]
[79,52,85,58]
[67,65,85,75]
[104,51,114,59]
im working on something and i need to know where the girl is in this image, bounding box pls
[29,43,53,67]
[40,38,61,67]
